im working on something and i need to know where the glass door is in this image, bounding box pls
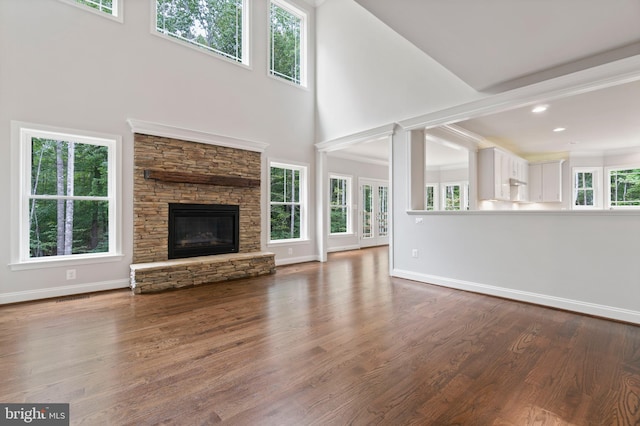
[360,179,389,247]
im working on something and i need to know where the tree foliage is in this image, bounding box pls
[610,169,640,206]
[270,166,300,240]
[270,2,301,84]
[30,138,109,257]
[75,0,114,14]
[156,0,244,61]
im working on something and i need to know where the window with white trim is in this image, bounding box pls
[607,166,640,208]
[441,182,468,211]
[269,0,307,86]
[60,0,122,21]
[15,124,119,263]
[269,162,307,241]
[573,167,601,209]
[155,0,249,65]
[425,184,438,211]
[329,175,351,234]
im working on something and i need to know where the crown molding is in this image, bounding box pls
[127,119,269,153]
[316,123,395,152]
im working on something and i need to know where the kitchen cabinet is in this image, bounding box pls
[478,147,528,201]
[528,160,564,202]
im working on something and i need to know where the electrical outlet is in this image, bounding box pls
[412,249,419,258]
[415,217,423,224]
[66,269,76,280]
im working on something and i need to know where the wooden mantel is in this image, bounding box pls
[144,169,260,188]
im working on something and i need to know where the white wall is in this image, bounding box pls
[393,129,640,324]
[315,0,482,143]
[0,0,316,302]
[326,155,388,252]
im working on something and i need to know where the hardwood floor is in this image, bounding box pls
[1,246,639,425]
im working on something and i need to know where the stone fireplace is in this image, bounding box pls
[129,129,275,293]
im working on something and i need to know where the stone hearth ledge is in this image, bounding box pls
[130,252,276,294]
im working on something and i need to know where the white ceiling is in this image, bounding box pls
[353,0,640,92]
[332,0,640,162]
[457,79,640,156]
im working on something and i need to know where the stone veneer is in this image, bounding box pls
[131,133,275,293]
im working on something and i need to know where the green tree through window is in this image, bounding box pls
[156,0,245,63]
[330,177,349,233]
[270,165,304,240]
[270,0,305,85]
[610,168,640,207]
[29,138,110,257]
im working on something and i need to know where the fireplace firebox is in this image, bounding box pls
[168,203,239,259]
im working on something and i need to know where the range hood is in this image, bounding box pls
[509,178,527,186]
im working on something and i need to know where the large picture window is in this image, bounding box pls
[269,0,307,86]
[270,162,307,241]
[607,167,640,208]
[15,124,119,264]
[329,176,351,234]
[155,0,249,64]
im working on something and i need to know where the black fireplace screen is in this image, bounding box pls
[168,203,239,259]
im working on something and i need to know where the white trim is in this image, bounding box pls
[58,0,123,23]
[571,166,603,210]
[392,269,640,325]
[329,174,353,235]
[605,164,640,209]
[268,0,309,88]
[127,119,269,152]
[327,244,360,253]
[275,254,319,266]
[398,55,640,131]
[316,123,396,152]
[0,279,129,305]
[11,121,122,266]
[268,160,310,243]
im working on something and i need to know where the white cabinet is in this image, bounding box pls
[528,161,564,202]
[478,147,510,201]
[479,147,528,201]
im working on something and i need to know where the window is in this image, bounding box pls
[443,184,461,211]
[607,167,640,208]
[573,167,601,209]
[425,184,438,211]
[60,0,122,21]
[378,185,389,237]
[441,182,469,211]
[269,0,307,86]
[155,0,249,65]
[270,162,307,241]
[14,124,120,264]
[329,175,351,234]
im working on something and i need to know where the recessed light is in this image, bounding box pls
[532,105,548,113]
[553,127,566,132]
[569,141,579,145]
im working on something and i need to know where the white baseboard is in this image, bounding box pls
[0,279,130,305]
[327,245,361,253]
[392,269,640,325]
[276,255,320,266]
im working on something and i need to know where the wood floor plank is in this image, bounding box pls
[1,246,640,425]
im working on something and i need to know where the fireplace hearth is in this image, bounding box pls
[168,203,239,259]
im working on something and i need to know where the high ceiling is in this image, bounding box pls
[353,0,640,92]
[335,0,640,162]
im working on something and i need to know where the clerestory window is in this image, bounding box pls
[269,0,307,86]
[155,0,249,65]
[60,0,122,21]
